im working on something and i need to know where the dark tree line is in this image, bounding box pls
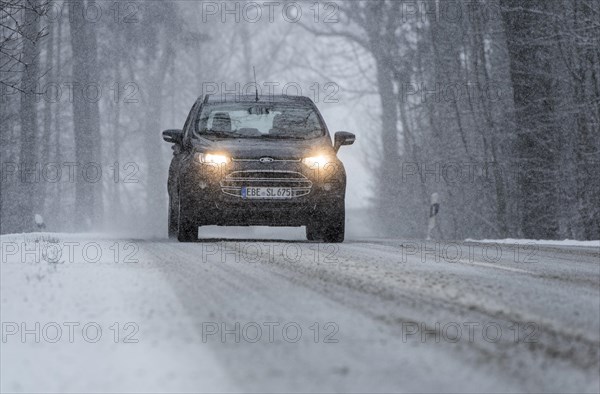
[501,0,600,239]
[1,0,214,235]
[1,0,598,240]
[303,0,599,240]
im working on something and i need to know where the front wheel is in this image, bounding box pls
[306,221,323,241]
[177,194,197,242]
[306,203,345,243]
[168,196,178,239]
[322,210,345,243]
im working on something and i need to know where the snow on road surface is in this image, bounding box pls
[1,232,599,393]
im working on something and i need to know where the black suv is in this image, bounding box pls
[162,94,355,242]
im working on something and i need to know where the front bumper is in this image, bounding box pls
[179,158,345,226]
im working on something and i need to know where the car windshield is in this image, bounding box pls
[195,102,325,140]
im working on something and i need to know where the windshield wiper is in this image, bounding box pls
[261,134,307,140]
[197,131,249,139]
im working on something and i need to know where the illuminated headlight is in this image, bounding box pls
[195,152,231,165]
[302,155,334,168]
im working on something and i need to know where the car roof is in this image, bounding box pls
[202,94,314,105]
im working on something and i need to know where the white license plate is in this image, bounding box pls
[242,187,293,199]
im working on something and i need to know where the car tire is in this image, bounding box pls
[308,201,345,243]
[177,194,197,242]
[168,196,178,239]
[322,210,345,243]
[306,221,323,241]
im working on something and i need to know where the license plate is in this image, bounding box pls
[242,187,293,199]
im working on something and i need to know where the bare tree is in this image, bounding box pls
[69,0,102,229]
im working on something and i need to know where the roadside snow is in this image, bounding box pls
[466,238,600,248]
[0,233,237,393]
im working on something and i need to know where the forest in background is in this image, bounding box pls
[1,0,599,240]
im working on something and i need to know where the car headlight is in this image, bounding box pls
[302,154,334,168]
[195,152,231,165]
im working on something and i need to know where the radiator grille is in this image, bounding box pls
[220,170,312,198]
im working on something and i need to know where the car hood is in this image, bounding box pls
[191,136,333,160]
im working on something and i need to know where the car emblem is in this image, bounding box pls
[259,157,274,163]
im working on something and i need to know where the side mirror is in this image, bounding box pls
[334,131,356,152]
[162,129,183,144]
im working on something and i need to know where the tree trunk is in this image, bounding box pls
[39,20,54,220]
[500,0,560,239]
[69,0,102,230]
[51,14,63,228]
[17,0,41,232]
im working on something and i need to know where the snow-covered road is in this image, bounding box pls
[1,232,599,393]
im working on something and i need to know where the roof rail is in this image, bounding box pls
[203,94,210,103]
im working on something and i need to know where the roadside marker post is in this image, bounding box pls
[426,193,439,241]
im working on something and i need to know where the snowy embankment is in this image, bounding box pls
[0,233,236,393]
[466,238,600,248]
